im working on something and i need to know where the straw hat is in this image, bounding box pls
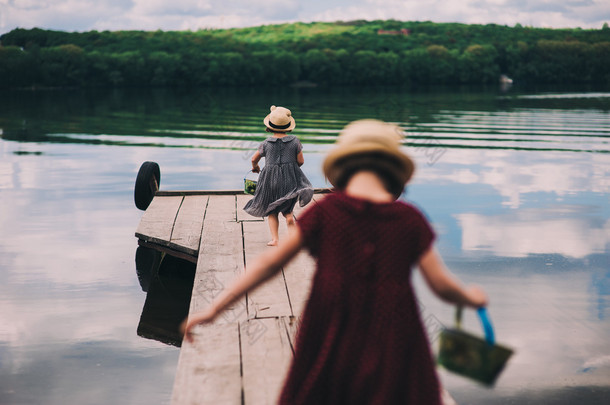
[323,119,415,188]
[263,105,296,132]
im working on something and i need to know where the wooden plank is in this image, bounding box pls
[282,196,319,349]
[197,197,241,258]
[135,195,183,245]
[137,239,197,263]
[243,221,292,318]
[157,189,245,196]
[172,195,245,405]
[236,193,264,222]
[283,250,316,318]
[193,195,246,321]
[283,196,319,317]
[241,317,294,404]
[192,221,248,324]
[171,322,242,405]
[155,188,332,197]
[280,316,300,355]
[170,195,209,256]
[204,194,237,223]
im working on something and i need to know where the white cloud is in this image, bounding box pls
[7,0,50,10]
[95,11,264,32]
[132,0,213,17]
[310,0,609,28]
[1,0,608,34]
[53,0,301,32]
[2,0,131,32]
[582,355,610,372]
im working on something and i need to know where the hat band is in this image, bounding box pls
[268,120,291,130]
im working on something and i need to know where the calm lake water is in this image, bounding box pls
[0,85,609,404]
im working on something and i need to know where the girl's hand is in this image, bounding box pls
[252,164,260,173]
[465,285,488,308]
[180,308,217,343]
[418,248,489,309]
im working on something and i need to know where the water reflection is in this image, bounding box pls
[456,210,610,258]
[413,150,610,208]
[591,270,610,321]
[135,248,195,347]
[404,137,609,403]
[1,87,609,154]
[0,86,608,405]
[0,140,181,405]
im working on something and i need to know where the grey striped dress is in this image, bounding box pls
[244,135,313,217]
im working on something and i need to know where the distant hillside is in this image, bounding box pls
[1,20,609,88]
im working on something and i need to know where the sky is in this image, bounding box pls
[1,0,610,35]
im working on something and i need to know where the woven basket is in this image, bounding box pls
[438,307,513,386]
[244,171,258,195]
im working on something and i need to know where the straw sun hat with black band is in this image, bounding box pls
[263,105,296,132]
[323,119,415,197]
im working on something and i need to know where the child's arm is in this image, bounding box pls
[296,151,304,167]
[418,247,488,308]
[251,151,262,173]
[181,228,304,342]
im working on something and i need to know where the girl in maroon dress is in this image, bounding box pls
[183,119,488,404]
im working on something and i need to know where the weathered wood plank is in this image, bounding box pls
[171,322,242,405]
[241,317,294,404]
[135,195,183,245]
[243,221,292,318]
[193,195,246,321]
[157,190,245,196]
[236,193,264,222]
[282,196,319,317]
[172,194,245,405]
[283,250,315,319]
[279,316,300,355]
[204,194,238,223]
[137,239,197,264]
[155,188,331,197]
[170,195,209,256]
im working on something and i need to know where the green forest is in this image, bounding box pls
[1,20,609,88]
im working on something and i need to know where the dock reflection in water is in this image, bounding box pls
[135,247,195,347]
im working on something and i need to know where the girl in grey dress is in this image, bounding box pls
[244,106,313,246]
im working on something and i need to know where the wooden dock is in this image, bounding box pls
[135,190,324,405]
[136,190,458,405]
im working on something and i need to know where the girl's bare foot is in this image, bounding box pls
[267,240,278,247]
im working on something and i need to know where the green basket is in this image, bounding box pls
[438,307,513,386]
[244,171,258,195]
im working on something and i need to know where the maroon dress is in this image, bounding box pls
[279,192,442,405]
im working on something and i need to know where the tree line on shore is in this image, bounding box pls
[1,20,609,88]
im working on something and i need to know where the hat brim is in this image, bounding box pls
[323,142,415,187]
[263,115,296,132]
